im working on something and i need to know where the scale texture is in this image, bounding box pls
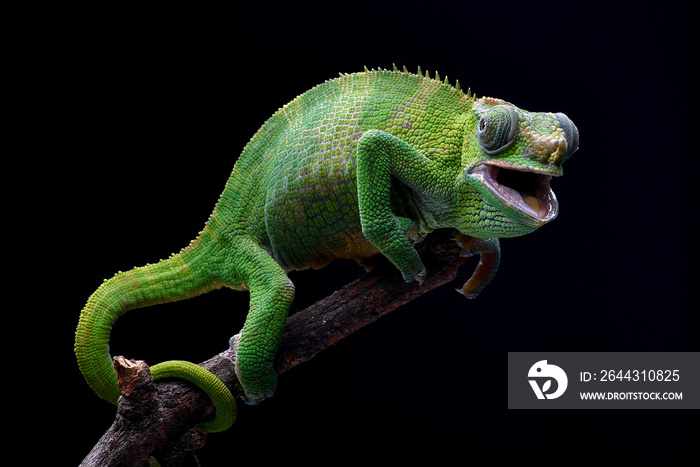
[75,66,579,428]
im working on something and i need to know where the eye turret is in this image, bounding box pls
[477,105,519,155]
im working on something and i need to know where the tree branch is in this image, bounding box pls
[80,229,470,466]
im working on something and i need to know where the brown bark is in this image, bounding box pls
[80,229,470,466]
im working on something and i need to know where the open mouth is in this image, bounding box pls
[469,164,559,222]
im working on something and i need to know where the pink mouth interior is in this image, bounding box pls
[470,164,559,222]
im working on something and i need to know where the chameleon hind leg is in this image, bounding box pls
[226,237,295,405]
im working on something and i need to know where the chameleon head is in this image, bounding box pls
[457,97,579,238]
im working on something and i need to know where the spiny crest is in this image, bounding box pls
[346,64,474,100]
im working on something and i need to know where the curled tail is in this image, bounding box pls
[75,240,236,431]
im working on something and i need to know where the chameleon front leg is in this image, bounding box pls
[226,237,295,405]
[455,234,500,299]
[356,129,441,283]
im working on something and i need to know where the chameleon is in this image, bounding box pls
[75,65,579,433]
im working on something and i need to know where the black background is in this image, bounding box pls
[11,0,697,464]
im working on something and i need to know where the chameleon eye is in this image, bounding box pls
[477,105,519,155]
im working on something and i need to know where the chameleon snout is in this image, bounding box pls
[553,112,579,165]
[521,112,579,167]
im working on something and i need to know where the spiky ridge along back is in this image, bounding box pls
[348,64,474,97]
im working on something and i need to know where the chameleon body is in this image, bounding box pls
[75,66,578,430]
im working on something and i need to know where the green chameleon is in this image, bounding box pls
[75,65,579,433]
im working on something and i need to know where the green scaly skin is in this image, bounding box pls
[75,66,579,428]
[75,235,237,432]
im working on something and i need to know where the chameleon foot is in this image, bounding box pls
[455,234,501,299]
[229,334,278,405]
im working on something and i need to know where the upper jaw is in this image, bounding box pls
[469,161,560,224]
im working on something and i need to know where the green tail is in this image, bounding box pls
[75,240,236,432]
